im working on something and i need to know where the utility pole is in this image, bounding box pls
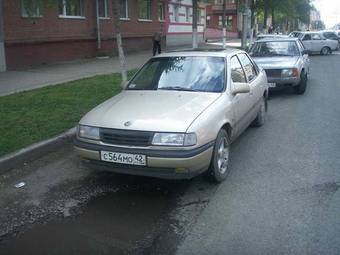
[222,0,226,48]
[0,0,6,72]
[241,0,249,49]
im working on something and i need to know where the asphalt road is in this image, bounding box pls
[0,54,339,255]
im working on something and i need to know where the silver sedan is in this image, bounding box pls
[74,49,268,182]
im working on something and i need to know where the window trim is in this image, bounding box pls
[158,2,165,21]
[98,0,109,18]
[237,53,257,83]
[21,0,43,18]
[138,0,152,21]
[120,0,129,20]
[58,0,85,19]
[230,55,247,85]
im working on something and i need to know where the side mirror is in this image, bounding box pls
[231,82,251,95]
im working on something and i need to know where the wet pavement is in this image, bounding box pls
[1,54,340,255]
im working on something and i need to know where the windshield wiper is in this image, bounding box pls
[158,86,199,92]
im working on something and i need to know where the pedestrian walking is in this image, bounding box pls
[152,30,162,56]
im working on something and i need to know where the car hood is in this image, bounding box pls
[80,90,221,132]
[252,56,299,69]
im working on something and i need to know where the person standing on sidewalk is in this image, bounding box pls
[152,30,162,56]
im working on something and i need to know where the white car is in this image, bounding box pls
[74,49,269,182]
[298,32,338,55]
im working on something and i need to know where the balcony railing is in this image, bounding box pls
[211,3,237,11]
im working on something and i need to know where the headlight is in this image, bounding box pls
[78,125,100,140]
[281,68,299,77]
[152,133,197,146]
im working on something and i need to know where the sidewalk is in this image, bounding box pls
[0,50,152,96]
[0,40,241,96]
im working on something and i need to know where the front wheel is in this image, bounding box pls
[205,129,230,183]
[294,72,307,95]
[320,47,330,55]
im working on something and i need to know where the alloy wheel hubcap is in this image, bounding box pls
[217,137,229,174]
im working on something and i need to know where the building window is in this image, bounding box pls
[138,0,151,20]
[174,5,179,22]
[98,0,108,18]
[185,7,190,22]
[21,0,43,17]
[197,9,201,24]
[120,0,128,19]
[59,0,84,17]
[158,2,165,21]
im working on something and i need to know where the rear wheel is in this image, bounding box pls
[205,129,230,183]
[294,71,307,95]
[320,47,330,55]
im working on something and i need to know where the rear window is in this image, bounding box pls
[249,41,300,57]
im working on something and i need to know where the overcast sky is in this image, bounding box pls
[313,0,340,28]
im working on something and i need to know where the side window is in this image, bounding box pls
[303,34,311,41]
[238,53,257,82]
[312,34,321,40]
[230,56,246,83]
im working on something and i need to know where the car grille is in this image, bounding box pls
[100,128,154,147]
[265,69,281,78]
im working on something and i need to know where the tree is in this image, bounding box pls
[192,0,198,48]
[112,0,128,87]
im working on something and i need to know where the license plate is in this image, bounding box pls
[100,151,146,166]
[268,83,276,88]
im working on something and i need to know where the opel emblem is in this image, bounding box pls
[124,121,132,127]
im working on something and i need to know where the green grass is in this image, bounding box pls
[0,71,136,157]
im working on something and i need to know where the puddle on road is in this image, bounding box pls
[0,176,189,255]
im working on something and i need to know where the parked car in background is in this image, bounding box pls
[249,38,310,94]
[74,49,268,183]
[256,34,287,41]
[289,31,302,38]
[319,30,340,45]
[298,32,338,55]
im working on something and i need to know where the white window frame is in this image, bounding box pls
[59,0,85,19]
[158,2,165,21]
[174,5,179,22]
[185,7,190,23]
[21,0,43,18]
[120,0,129,20]
[138,0,152,21]
[98,0,109,19]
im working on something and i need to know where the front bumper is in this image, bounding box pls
[267,76,300,86]
[74,139,214,179]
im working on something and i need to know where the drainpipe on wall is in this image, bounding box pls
[0,0,7,72]
[96,0,101,49]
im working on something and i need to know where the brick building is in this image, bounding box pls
[204,0,239,40]
[0,0,206,70]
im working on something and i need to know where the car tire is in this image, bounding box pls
[252,97,266,127]
[320,46,330,55]
[294,71,307,95]
[205,129,230,183]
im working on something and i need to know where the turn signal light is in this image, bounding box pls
[292,68,299,77]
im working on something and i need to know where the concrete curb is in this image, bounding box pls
[0,127,76,174]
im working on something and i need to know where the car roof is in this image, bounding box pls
[153,47,244,58]
[254,37,299,43]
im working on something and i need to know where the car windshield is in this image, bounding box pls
[127,56,225,92]
[249,41,299,57]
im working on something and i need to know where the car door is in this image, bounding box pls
[237,53,262,120]
[311,33,324,52]
[297,39,310,74]
[301,33,312,52]
[230,55,253,137]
